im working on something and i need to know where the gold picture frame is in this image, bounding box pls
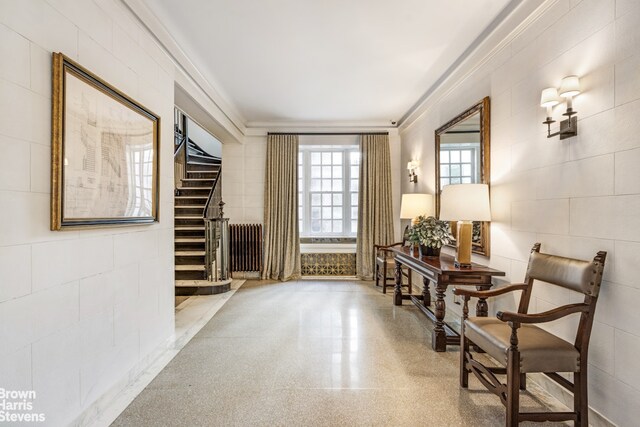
[51,53,160,230]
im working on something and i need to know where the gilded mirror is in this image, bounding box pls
[435,97,490,257]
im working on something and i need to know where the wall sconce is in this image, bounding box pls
[407,160,419,183]
[541,75,580,140]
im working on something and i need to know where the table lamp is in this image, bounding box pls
[439,184,491,268]
[400,193,433,225]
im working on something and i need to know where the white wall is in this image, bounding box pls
[222,133,403,240]
[222,136,268,225]
[187,117,222,159]
[400,0,640,425]
[0,0,176,425]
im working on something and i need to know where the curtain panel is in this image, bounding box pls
[262,134,301,281]
[356,134,394,279]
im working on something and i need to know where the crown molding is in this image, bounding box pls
[246,119,396,129]
[244,124,399,137]
[399,0,558,131]
[121,0,247,139]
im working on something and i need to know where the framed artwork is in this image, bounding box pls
[51,53,160,230]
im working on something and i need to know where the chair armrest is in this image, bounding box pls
[453,284,528,299]
[497,303,589,324]
[374,242,403,250]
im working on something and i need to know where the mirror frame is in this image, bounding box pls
[435,96,490,257]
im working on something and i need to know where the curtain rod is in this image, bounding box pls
[267,132,389,136]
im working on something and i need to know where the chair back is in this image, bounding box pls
[401,224,409,246]
[526,251,606,297]
[521,243,607,353]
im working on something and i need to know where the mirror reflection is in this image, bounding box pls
[439,113,482,244]
[435,97,490,256]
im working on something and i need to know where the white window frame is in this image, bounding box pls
[298,145,359,238]
[439,143,480,187]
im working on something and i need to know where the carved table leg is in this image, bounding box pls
[422,277,431,307]
[432,281,447,352]
[475,285,491,317]
[393,260,403,306]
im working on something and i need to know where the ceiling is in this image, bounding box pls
[144,0,514,126]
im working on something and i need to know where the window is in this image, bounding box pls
[439,143,480,187]
[125,141,154,217]
[298,145,359,237]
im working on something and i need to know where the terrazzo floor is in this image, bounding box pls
[112,280,568,426]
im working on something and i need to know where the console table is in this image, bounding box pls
[390,246,505,352]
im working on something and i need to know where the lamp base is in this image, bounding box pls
[455,221,473,268]
[454,261,473,269]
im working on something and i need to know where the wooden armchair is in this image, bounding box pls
[453,243,606,427]
[374,242,412,294]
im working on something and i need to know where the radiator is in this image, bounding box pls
[229,224,263,273]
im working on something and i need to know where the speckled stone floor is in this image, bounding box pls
[113,280,568,426]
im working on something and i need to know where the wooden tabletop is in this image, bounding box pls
[389,246,506,276]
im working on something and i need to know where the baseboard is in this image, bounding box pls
[73,280,246,427]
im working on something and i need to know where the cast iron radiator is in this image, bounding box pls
[229,224,262,273]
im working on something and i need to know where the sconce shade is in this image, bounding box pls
[540,87,560,107]
[407,160,418,170]
[400,193,433,219]
[439,184,491,221]
[559,75,580,98]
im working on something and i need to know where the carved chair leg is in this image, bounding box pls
[375,263,380,287]
[505,350,521,427]
[519,373,527,391]
[575,369,588,427]
[382,262,387,294]
[407,268,412,294]
[460,326,469,388]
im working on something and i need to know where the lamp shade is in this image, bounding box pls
[559,75,580,98]
[439,184,491,221]
[400,193,433,219]
[407,160,418,170]
[540,87,560,107]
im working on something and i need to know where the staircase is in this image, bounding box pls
[174,139,227,294]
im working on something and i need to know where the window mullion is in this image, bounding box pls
[304,150,311,236]
[343,148,350,235]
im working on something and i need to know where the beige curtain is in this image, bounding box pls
[356,134,394,279]
[262,134,301,281]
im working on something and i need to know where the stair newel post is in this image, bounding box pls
[204,219,213,281]
[216,200,230,282]
[218,218,230,281]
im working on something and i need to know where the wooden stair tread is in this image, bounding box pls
[175,205,205,208]
[187,161,219,166]
[175,226,204,230]
[175,265,206,271]
[177,187,210,191]
[175,195,208,199]
[174,216,204,220]
[189,153,216,160]
[175,251,205,256]
[175,238,205,243]
[181,178,215,181]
